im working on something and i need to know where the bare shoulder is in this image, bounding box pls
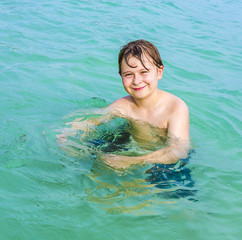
[108,95,133,116]
[109,95,132,106]
[162,91,189,114]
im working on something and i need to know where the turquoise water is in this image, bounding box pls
[1,0,242,239]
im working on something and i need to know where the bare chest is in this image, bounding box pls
[129,121,168,148]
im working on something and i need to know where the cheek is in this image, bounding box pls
[142,74,149,80]
[142,75,152,83]
[122,78,131,86]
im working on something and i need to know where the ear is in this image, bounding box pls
[157,66,164,80]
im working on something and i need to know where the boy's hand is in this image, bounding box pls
[56,134,67,145]
[65,120,86,130]
[103,154,142,169]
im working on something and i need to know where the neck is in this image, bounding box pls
[133,89,162,110]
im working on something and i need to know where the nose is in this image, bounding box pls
[133,74,142,85]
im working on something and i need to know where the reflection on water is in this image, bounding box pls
[83,163,178,215]
[82,156,197,215]
[59,110,197,214]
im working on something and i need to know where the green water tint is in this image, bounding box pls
[57,101,197,215]
[60,116,131,157]
[60,106,169,158]
[1,0,242,239]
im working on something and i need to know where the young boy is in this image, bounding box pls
[69,40,190,169]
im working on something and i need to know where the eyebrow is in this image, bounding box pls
[122,68,150,74]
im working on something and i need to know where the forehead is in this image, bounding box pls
[121,54,154,71]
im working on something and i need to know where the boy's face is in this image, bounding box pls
[120,54,163,100]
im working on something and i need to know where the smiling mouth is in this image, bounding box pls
[133,86,146,91]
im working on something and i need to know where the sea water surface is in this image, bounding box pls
[0,0,241,239]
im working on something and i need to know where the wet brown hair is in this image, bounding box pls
[118,39,164,75]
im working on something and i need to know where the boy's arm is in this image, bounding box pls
[104,101,190,169]
[67,98,128,131]
[66,117,102,131]
[56,98,127,147]
[66,107,118,130]
[57,107,116,145]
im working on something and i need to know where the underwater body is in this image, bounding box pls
[1,0,242,239]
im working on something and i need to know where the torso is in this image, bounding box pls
[110,90,179,147]
[129,120,168,148]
